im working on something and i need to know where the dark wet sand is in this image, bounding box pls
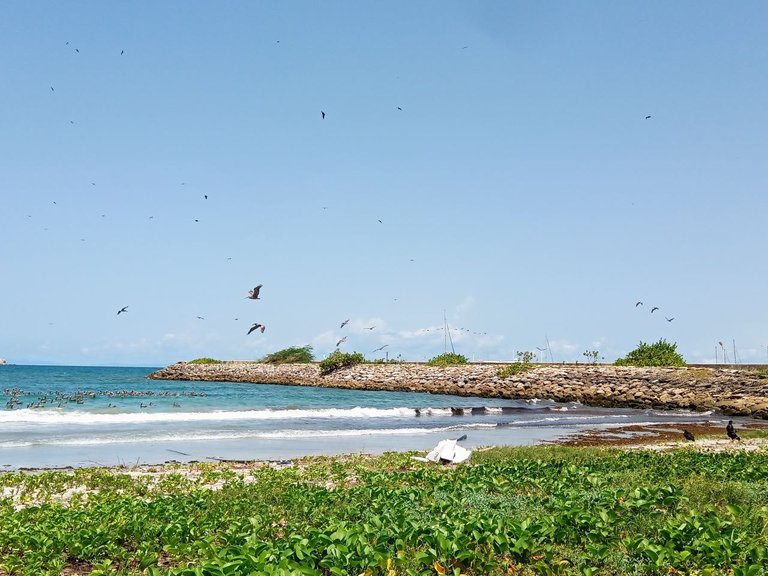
[554,421,768,447]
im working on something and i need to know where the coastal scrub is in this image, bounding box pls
[426,353,468,367]
[2,446,767,575]
[318,350,365,374]
[261,345,315,364]
[614,339,686,367]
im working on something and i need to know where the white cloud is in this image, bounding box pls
[454,296,475,318]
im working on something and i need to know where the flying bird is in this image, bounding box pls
[197,316,205,320]
[336,336,347,347]
[363,326,375,330]
[340,319,349,328]
[204,195,208,200]
[372,345,389,353]
[247,285,262,300]
[635,301,643,307]
[645,115,652,119]
[117,306,128,315]
[321,111,326,119]
[247,323,265,335]
[726,420,741,441]
[665,317,674,322]
[651,307,659,313]
[120,50,124,55]
[683,430,695,442]
[397,107,402,111]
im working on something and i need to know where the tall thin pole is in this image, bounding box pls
[733,339,737,365]
[443,310,447,354]
[445,311,455,354]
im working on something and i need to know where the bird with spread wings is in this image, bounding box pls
[247,285,262,300]
[247,323,265,335]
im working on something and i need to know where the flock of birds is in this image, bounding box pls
[635,301,674,323]
[682,420,741,443]
[3,388,206,411]
[114,282,488,356]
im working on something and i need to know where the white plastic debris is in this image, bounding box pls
[412,439,471,464]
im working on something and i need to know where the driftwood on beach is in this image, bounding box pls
[149,362,768,419]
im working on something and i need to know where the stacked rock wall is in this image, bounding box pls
[149,362,768,419]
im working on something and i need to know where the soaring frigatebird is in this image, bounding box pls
[247,285,262,300]
[247,323,265,335]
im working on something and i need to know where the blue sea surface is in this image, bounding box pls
[0,365,725,469]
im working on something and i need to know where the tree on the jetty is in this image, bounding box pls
[261,345,314,364]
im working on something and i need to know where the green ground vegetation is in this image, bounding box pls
[426,353,468,367]
[614,339,686,367]
[318,350,366,375]
[497,362,535,377]
[1,446,767,575]
[261,345,315,364]
[187,358,222,364]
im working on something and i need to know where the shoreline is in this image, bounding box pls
[149,362,768,419]
[5,421,767,480]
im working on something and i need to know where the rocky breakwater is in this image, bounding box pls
[148,362,768,419]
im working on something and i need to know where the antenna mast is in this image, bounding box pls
[443,310,455,354]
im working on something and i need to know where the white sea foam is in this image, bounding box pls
[0,423,496,448]
[0,406,420,425]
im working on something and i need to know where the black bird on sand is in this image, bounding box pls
[247,323,265,335]
[117,306,128,315]
[247,285,262,300]
[651,307,659,313]
[726,420,741,441]
[683,430,695,442]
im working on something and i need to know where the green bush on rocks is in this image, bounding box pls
[188,358,222,364]
[319,350,365,375]
[497,362,535,377]
[261,345,314,364]
[427,353,468,367]
[614,339,686,367]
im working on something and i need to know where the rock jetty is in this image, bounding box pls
[149,362,768,419]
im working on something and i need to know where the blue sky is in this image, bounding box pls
[1,1,766,366]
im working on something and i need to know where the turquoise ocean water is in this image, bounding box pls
[0,365,725,469]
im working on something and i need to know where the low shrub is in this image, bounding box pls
[188,358,222,364]
[614,338,686,367]
[497,362,535,377]
[427,353,468,367]
[261,345,314,364]
[319,350,365,375]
